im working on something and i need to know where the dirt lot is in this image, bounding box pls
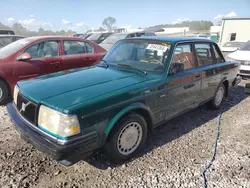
[0,81,250,188]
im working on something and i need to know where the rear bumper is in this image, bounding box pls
[7,103,98,165]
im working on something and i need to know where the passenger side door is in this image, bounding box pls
[14,40,62,80]
[194,43,222,100]
[165,43,202,120]
[62,40,97,70]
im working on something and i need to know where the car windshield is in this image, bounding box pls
[0,38,34,59]
[103,40,171,73]
[87,33,102,40]
[73,34,82,37]
[101,33,128,44]
[239,41,250,51]
[223,42,244,48]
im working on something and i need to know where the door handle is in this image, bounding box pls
[195,74,201,78]
[84,58,93,61]
[50,61,60,65]
[183,83,195,89]
[223,72,229,75]
[216,67,222,71]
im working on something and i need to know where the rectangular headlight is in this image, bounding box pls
[13,85,19,104]
[38,105,80,138]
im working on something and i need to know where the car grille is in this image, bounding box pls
[16,92,38,125]
[241,61,250,65]
[240,70,250,74]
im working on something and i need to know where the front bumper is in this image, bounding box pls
[233,76,242,86]
[7,103,98,166]
[239,65,250,76]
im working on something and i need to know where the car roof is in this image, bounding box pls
[224,41,245,43]
[0,35,25,38]
[23,36,91,41]
[124,36,213,44]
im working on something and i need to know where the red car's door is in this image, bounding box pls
[61,40,100,70]
[13,40,62,80]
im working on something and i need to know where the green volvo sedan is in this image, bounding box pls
[7,37,241,165]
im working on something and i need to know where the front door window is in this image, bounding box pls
[172,44,195,70]
[25,41,58,59]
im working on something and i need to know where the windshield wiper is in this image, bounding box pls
[97,59,109,68]
[117,63,147,75]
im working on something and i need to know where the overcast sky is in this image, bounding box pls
[1,0,250,32]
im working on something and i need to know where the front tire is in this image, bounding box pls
[105,114,148,163]
[0,80,9,105]
[209,84,226,109]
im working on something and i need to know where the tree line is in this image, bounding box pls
[0,23,76,36]
[149,20,214,31]
[0,17,213,36]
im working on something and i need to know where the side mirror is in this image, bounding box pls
[169,63,184,75]
[17,53,32,61]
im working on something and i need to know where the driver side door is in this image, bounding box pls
[164,43,202,120]
[14,40,62,80]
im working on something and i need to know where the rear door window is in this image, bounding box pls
[85,42,94,53]
[63,40,91,55]
[172,44,195,70]
[195,43,214,66]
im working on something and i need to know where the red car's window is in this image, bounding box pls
[63,41,93,55]
[25,41,59,59]
[85,42,94,53]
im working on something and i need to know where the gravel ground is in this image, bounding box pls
[0,81,250,188]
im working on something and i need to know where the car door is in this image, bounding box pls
[194,43,222,101]
[164,43,202,120]
[61,40,97,70]
[14,40,62,80]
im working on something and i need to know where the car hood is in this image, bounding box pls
[228,50,250,61]
[221,47,238,52]
[99,43,113,51]
[18,66,152,112]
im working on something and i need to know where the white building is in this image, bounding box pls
[210,26,222,34]
[219,17,250,44]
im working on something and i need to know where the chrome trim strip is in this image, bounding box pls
[13,104,59,142]
[13,104,90,145]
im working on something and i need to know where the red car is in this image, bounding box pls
[0,36,106,105]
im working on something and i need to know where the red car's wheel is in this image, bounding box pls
[0,80,9,105]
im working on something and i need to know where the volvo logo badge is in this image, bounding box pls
[20,102,31,112]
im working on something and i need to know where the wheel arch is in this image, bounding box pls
[0,76,11,96]
[104,102,154,137]
[221,78,229,97]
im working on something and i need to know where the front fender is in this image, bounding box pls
[104,102,153,135]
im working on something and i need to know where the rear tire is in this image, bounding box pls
[209,84,226,109]
[105,114,147,163]
[0,80,9,105]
